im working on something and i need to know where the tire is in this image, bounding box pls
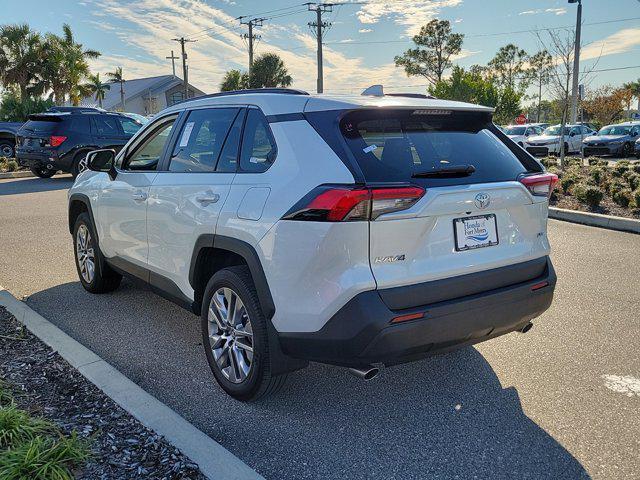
[622,143,632,158]
[71,151,90,178]
[563,143,569,154]
[30,166,56,178]
[73,213,122,293]
[201,266,286,401]
[0,140,14,158]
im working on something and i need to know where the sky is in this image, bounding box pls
[2,0,640,100]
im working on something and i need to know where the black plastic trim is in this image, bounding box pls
[266,113,306,123]
[68,194,97,238]
[188,234,276,320]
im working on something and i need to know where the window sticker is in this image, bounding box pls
[363,144,377,153]
[179,122,195,147]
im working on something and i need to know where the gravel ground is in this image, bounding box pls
[0,306,205,480]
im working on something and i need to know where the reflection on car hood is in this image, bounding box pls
[584,135,627,143]
[527,135,559,143]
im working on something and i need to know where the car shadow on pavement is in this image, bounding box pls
[0,176,74,196]
[26,280,590,480]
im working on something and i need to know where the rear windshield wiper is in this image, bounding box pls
[412,164,476,178]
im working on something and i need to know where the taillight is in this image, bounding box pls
[519,173,558,198]
[49,135,67,147]
[283,185,425,222]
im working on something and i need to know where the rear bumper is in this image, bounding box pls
[279,257,556,367]
[525,146,550,156]
[16,150,70,171]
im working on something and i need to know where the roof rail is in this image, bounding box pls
[385,93,435,99]
[190,88,310,102]
[361,85,435,99]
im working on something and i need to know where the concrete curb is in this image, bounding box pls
[0,170,35,179]
[549,207,640,234]
[0,288,264,480]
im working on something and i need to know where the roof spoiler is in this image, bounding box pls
[361,84,435,99]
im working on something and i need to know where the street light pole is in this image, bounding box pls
[569,0,582,124]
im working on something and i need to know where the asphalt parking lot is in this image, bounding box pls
[1,175,639,479]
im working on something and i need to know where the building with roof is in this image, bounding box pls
[80,75,206,115]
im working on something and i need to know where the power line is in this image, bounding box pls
[324,16,640,46]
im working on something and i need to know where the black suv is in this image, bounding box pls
[16,111,142,178]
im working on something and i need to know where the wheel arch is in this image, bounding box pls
[189,234,275,320]
[68,194,97,239]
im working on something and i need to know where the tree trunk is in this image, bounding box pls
[98,96,103,109]
[120,81,125,111]
[537,78,542,122]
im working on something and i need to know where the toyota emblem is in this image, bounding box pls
[474,193,490,209]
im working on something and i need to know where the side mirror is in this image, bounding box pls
[87,149,116,179]
[570,131,576,137]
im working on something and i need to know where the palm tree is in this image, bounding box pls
[107,67,126,111]
[41,24,100,105]
[0,24,42,99]
[249,53,292,89]
[83,73,110,108]
[220,69,248,92]
[623,79,640,113]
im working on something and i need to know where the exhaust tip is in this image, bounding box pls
[520,322,533,334]
[348,366,380,381]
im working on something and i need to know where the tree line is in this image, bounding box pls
[394,19,640,126]
[0,23,127,121]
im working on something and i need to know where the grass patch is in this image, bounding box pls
[0,382,91,479]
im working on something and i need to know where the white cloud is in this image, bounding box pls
[581,28,640,61]
[358,28,373,33]
[454,18,463,23]
[356,0,463,36]
[520,8,566,16]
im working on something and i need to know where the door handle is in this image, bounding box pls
[196,194,220,206]
[132,191,148,202]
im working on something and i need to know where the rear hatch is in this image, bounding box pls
[335,108,553,304]
[16,114,65,153]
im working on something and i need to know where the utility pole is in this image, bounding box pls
[239,17,264,86]
[172,37,196,99]
[307,3,333,94]
[569,0,582,123]
[166,50,179,77]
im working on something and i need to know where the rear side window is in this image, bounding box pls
[169,108,239,173]
[66,118,92,134]
[339,109,528,187]
[239,109,277,173]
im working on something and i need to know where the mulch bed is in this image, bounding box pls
[0,306,206,480]
[551,192,640,220]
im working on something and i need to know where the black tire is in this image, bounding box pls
[30,166,56,178]
[73,212,122,293]
[201,266,286,401]
[622,143,632,158]
[0,140,14,158]
[71,151,89,178]
[564,142,569,154]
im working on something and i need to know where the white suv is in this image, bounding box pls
[68,88,558,401]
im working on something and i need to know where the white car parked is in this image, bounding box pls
[525,124,594,156]
[68,88,558,400]
[503,123,547,147]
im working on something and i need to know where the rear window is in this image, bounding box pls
[338,109,528,187]
[21,120,59,134]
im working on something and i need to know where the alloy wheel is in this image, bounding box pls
[0,144,14,158]
[76,224,95,283]
[208,287,254,383]
[78,155,89,174]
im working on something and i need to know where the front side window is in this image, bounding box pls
[118,117,143,136]
[94,117,121,136]
[123,119,175,171]
[169,108,239,173]
[239,109,277,173]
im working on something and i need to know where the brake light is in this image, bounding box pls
[283,185,425,222]
[519,173,558,198]
[49,135,67,147]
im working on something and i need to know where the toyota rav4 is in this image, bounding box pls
[68,88,557,401]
